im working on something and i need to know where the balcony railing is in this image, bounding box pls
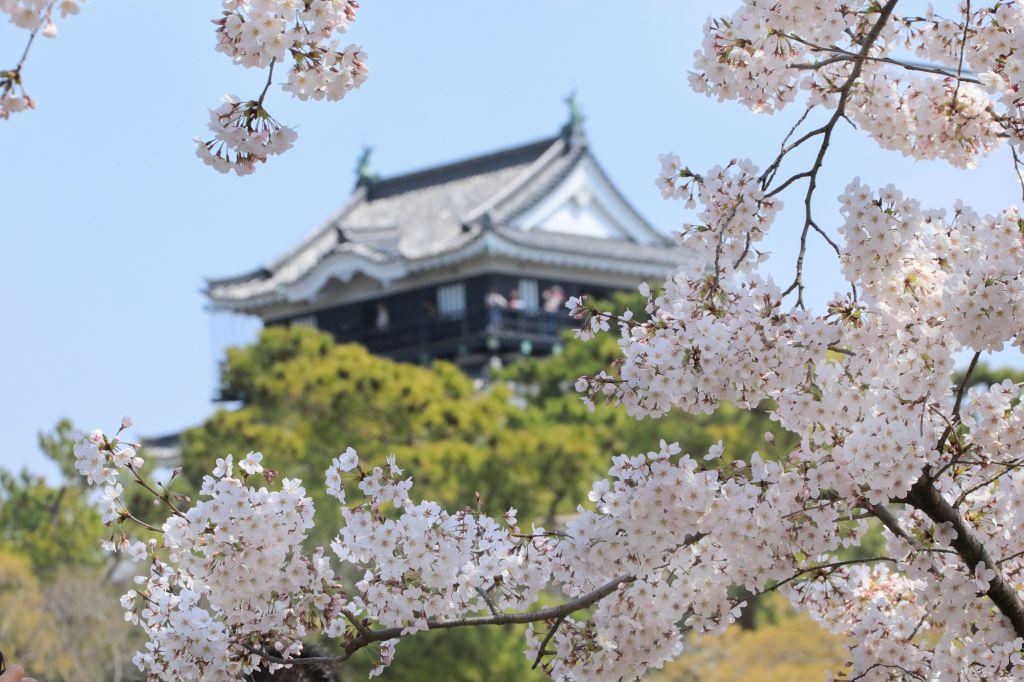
[330,306,572,355]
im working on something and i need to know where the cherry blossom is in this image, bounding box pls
[1,0,85,119]
[66,2,1024,680]
[198,0,369,174]
[2,0,368,173]
[195,95,298,176]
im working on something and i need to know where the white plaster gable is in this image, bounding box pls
[510,155,654,244]
[284,251,407,303]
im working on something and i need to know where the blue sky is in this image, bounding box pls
[3,2,1022,479]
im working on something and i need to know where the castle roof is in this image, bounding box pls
[207,124,685,311]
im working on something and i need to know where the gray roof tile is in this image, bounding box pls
[207,131,682,306]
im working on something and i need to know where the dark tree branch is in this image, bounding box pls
[936,350,980,456]
[531,614,566,670]
[236,574,637,666]
[904,478,1024,638]
[869,503,914,543]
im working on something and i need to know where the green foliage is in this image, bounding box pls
[180,327,612,547]
[955,362,1024,391]
[651,594,847,681]
[0,469,106,576]
[341,625,546,681]
[36,417,85,487]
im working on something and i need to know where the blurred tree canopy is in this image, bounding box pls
[175,302,789,680]
[180,327,612,542]
[1,423,141,681]
[650,594,847,681]
[0,467,105,576]
[0,550,137,681]
[180,304,787,543]
[955,362,1024,390]
[0,550,67,673]
[10,308,1024,681]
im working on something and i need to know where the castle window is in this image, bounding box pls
[518,278,539,311]
[437,282,466,318]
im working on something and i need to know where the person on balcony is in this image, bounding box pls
[485,289,508,330]
[375,301,390,331]
[542,284,565,334]
[509,288,524,311]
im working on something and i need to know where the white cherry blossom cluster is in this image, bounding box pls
[195,94,298,175]
[64,2,1024,679]
[902,3,1024,159]
[838,179,1024,353]
[72,417,151,562]
[654,152,697,202]
[575,274,836,418]
[328,453,553,647]
[534,439,875,680]
[690,1,1024,169]
[132,463,340,679]
[689,1,853,113]
[76,425,897,681]
[1,0,85,119]
[564,294,612,345]
[847,71,1002,169]
[76,432,562,679]
[75,431,349,679]
[785,504,1024,680]
[670,159,780,274]
[214,0,362,73]
[198,0,369,174]
[215,0,368,102]
[1,0,80,33]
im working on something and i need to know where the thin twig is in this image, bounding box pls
[936,351,980,456]
[475,587,500,617]
[14,1,55,72]
[257,59,277,106]
[777,0,900,307]
[1012,147,1024,203]
[950,0,972,108]
[531,614,566,670]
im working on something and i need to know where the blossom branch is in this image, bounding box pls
[776,0,900,306]
[237,575,636,666]
[790,45,982,85]
[949,0,973,107]
[0,0,57,119]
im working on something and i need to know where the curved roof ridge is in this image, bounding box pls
[365,135,559,200]
[460,137,568,227]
